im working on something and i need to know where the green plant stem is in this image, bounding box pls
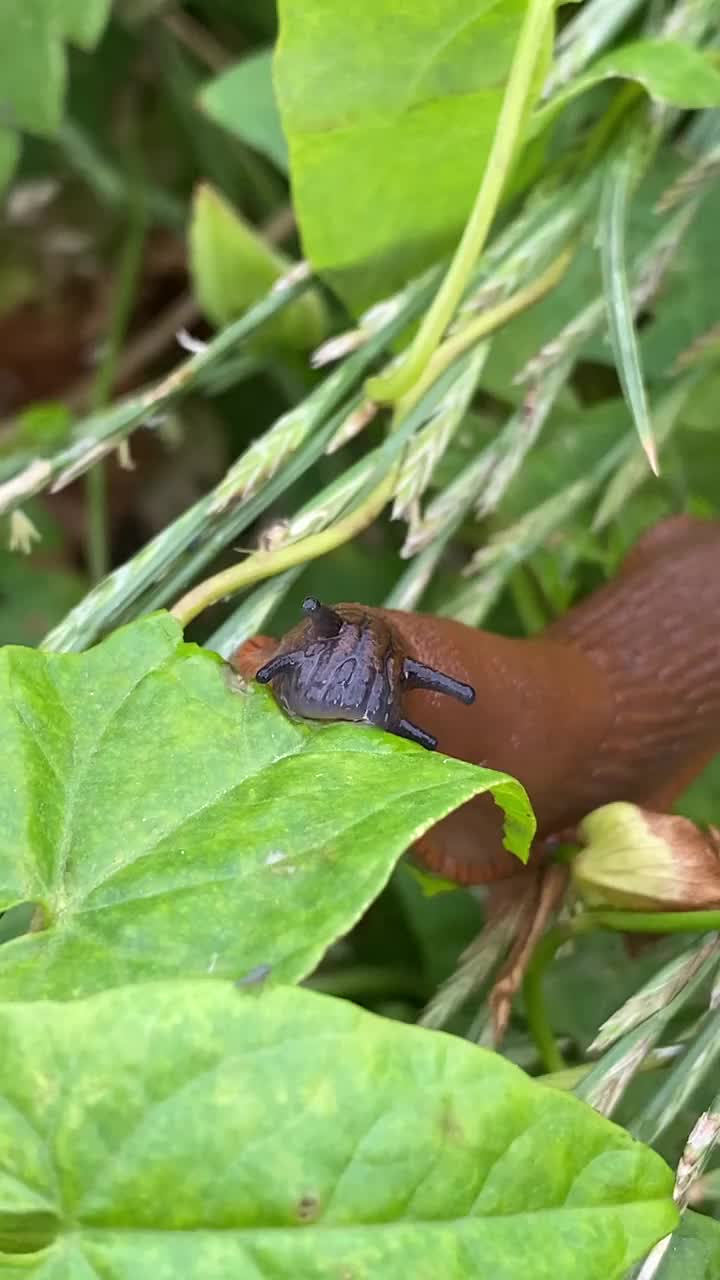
[588,909,720,934]
[172,464,398,627]
[39,272,424,654]
[525,906,720,1068]
[85,190,147,582]
[171,256,572,628]
[400,245,573,417]
[365,0,555,404]
[86,467,109,585]
[523,921,595,1072]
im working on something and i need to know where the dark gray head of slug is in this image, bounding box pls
[255,597,475,751]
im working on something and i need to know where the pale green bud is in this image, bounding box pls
[572,802,720,911]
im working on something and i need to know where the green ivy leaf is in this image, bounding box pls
[199,48,288,172]
[274,0,550,313]
[0,613,533,1000]
[0,0,112,134]
[0,0,112,192]
[0,982,677,1275]
[57,0,113,48]
[189,182,328,346]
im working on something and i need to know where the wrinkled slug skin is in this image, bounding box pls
[232,516,720,884]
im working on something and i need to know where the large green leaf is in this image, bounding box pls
[189,182,328,345]
[199,48,289,172]
[0,0,111,136]
[0,613,533,1001]
[57,0,113,48]
[0,0,112,193]
[0,982,677,1276]
[274,0,550,312]
[534,39,720,136]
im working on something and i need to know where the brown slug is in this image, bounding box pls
[232,515,720,888]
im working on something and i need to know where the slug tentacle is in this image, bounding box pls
[301,595,343,637]
[255,651,302,683]
[402,657,476,704]
[395,718,438,751]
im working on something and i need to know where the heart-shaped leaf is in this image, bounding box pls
[189,182,328,345]
[274,0,552,313]
[0,0,112,194]
[199,48,288,172]
[533,39,720,138]
[0,613,533,1000]
[0,981,677,1277]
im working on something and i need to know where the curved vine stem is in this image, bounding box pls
[171,464,399,628]
[397,245,573,420]
[523,904,720,1073]
[365,0,556,405]
[523,917,596,1072]
[588,908,720,934]
[170,248,574,629]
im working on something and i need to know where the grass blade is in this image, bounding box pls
[599,133,659,475]
[592,371,702,530]
[590,935,720,1055]
[632,1005,720,1146]
[574,942,720,1117]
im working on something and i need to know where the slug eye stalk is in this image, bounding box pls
[402,657,476,705]
[255,652,303,684]
[301,595,343,638]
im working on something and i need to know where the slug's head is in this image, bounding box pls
[255,597,475,750]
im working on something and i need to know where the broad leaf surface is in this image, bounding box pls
[0,982,677,1277]
[0,0,111,137]
[189,182,327,345]
[0,613,533,1000]
[59,0,112,48]
[0,0,111,194]
[534,39,720,137]
[274,0,550,312]
[200,48,288,172]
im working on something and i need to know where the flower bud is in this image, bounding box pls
[572,802,720,911]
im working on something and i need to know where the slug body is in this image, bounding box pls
[234,516,720,886]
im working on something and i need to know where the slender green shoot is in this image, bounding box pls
[365,0,556,404]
